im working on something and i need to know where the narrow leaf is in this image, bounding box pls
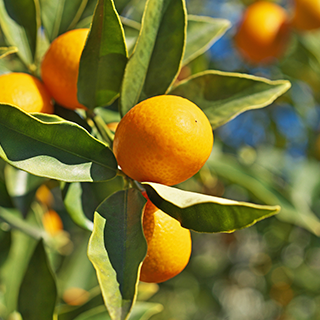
[0,104,118,182]
[5,165,46,217]
[88,189,147,320]
[39,0,88,42]
[0,0,39,65]
[129,302,164,320]
[0,46,18,59]
[73,306,110,320]
[18,240,57,320]
[120,0,186,115]
[184,15,231,65]
[170,70,291,129]
[0,228,37,316]
[143,182,280,233]
[78,0,128,109]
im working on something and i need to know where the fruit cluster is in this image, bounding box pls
[234,0,320,64]
[0,28,214,283]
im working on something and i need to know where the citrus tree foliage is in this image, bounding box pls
[0,0,294,319]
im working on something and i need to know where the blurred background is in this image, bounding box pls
[2,0,320,319]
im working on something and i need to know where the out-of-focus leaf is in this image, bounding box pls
[170,70,291,129]
[0,158,13,208]
[0,228,11,267]
[61,177,123,231]
[0,46,17,59]
[39,0,88,42]
[5,165,46,217]
[18,240,57,320]
[120,0,186,115]
[0,207,46,240]
[208,151,320,236]
[0,228,37,317]
[129,302,163,320]
[78,0,128,109]
[143,182,280,233]
[183,15,230,65]
[73,305,110,320]
[88,189,147,320]
[72,301,163,320]
[0,104,118,182]
[0,0,39,65]
[57,287,104,320]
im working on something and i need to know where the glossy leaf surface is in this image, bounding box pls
[78,0,128,109]
[170,70,291,129]
[88,189,147,320]
[0,104,118,182]
[0,0,39,65]
[120,0,186,115]
[143,182,280,233]
[39,0,88,42]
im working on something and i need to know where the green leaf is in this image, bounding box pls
[0,46,18,59]
[207,150,320,236]
[61,177,123,231]
[88,189,147,320]
[121,17,140,56]
[0,0,39,66]
[39,0,88,42]
[18,240,57,320]
[183,15,230,65]
[5,165,46,217]
[72,301,163,320]
[0,228,37,317]
[170,70,291,129]
[0,228,11,267]
[0,104,118,182]
[78,0,128,109]
[142,182,280,233]
[120,0,187,115]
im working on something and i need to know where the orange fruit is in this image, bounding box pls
[140,199,192,283]
[63,287,90,306]
[292,0,320,31]
[106,122,119,132]
[234,1,290,64]
[42,209,63,235]
[113,95,213,186]
[41,28,89,110]
[0,72,53,113]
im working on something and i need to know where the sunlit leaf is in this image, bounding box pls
[0,104,118,182]
[78,0,128,109]
[183,15,230,65]
[143,182,280,233]
[170,70,291,129]
[88,189,147,320]
[39,0,88,42]
[18,240,57,320]
[0,0,39,65]
[120,0,186,115]
[0,46,18,59]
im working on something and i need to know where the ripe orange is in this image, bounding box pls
[41,28,89,110]
[140,199,192,283]
[113,95,213,186]
[292,0,320,31]
[234,1,290,64]
[0,72,53,113]
[42,209,63,236]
